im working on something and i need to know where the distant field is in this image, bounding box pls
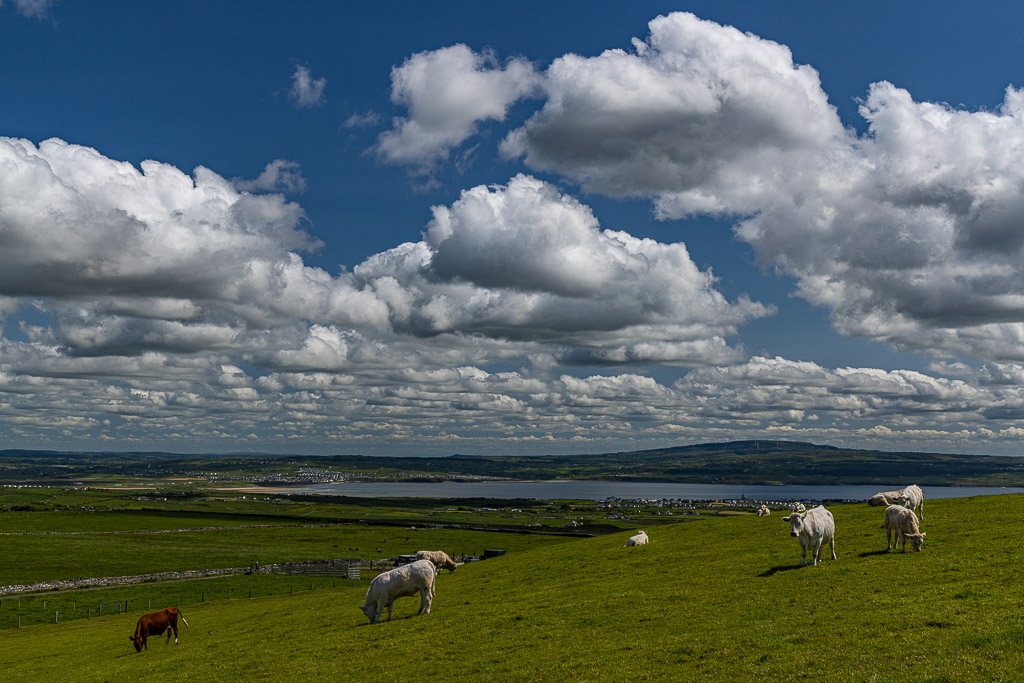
[0,522,577,586]
[3,494,1023,680]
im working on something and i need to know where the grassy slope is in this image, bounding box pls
[4,495,1024,681]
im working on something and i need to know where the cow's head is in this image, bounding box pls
[781,512,804,537]
[359,604,378,624]
[906,532,926,551]
[130,635,143,653]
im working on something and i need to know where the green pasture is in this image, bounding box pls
[3,494,1023,680]
[0,521,576,586]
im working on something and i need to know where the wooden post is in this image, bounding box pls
[43,600,46,610]
[73,603,76,613]
[55,611,58,624]
[148,599,151,610]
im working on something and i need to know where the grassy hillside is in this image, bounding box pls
[3,494,1023,680]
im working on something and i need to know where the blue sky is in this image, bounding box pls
[3,1,1024,456]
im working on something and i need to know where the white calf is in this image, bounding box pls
[781,506,836,567]
[896,484,924,520]
[359,559,436,624]
[625,530,649,546]
[884,505,926,552]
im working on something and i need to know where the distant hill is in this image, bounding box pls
[4,439,1024,486]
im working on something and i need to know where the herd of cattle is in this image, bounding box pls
[128,485,930,645]
[779,484,926,566]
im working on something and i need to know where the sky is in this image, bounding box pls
[2,1,1024,456]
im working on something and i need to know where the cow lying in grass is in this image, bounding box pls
[868,490,904,507]
[625,530,649,546]
[781,506,836,567]
[756,505,771,517]
[360,559,436,624]
[130,607,188,653]
[885,504,926,552]
[416,550,458,574]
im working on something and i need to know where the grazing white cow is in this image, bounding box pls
[781,506,836,567]
[884,504,926,552]
[625,530,649,546]
[416,550,458,575]
[359,559,436,624]
[896,484,924,520]
[868,490,904,507]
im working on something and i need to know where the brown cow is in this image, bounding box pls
[130,607,189,652]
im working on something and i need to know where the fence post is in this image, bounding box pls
[18,616,20,628]
[55,611,58,624]
[73,603,76,614]
[43,600,46,610]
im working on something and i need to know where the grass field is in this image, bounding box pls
[2,494,1023,680]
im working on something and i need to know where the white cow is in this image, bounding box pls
[756,505,771,517]
[896,484,924,520]
[868,490,904,507]
[884,504,926,552]
[359,559,436,624]
[790,502,806,513]
[781,506,836,567]
[625,530,649,546]
[416,550,458,575]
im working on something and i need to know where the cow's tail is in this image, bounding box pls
[180,612,190,628]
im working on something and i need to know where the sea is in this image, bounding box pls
[296,480,1024,502]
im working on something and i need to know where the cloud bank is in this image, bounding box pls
[6,11,1024,455]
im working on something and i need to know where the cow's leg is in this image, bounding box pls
[885,523,892,550]
[812,539,822,566]
[800,543,807,567]
[919,501,923,520]
[830,536,836,561]
[384,599,394,622]
[418,588,432,615]
[171,622,179,644]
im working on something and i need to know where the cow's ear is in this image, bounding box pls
[781,516,791,522]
